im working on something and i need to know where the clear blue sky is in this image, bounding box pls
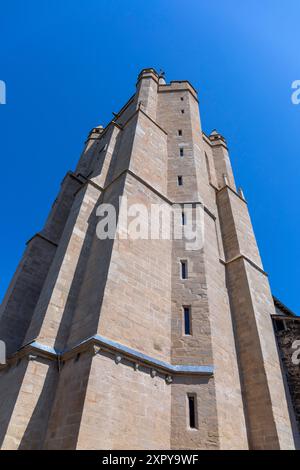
[0,1,299,313]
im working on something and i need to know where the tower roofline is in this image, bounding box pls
[273,296,297,317]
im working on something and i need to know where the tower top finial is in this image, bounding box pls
[209,129,226,143]
[158,69,166,85]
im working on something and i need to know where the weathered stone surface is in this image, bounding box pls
[273,316,300,442]
[0,68,298,450]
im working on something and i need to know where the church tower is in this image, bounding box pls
[0,68,298,449]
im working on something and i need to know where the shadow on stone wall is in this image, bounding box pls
[0,360,28,448]
[273,318,300,449]
[18,360,59,449]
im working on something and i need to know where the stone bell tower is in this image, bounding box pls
[0,68,297,449]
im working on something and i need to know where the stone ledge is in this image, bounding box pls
[215,184,247,204]
[3,335,214,381]
[73,177,104,197]
[220,254,267,276]
[272,314,300,322]
[26,232,58,247]
[63,171,86,185]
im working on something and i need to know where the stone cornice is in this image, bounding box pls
[26,232,58,248]
[2,335,214,382]
[215,184,247,204]
[271,314,300,322]
[73,177,104,197]
[220,254,267,277]
[61,171,85,185]
[210,141,228,151]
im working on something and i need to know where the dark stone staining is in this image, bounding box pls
[273,317,300,433]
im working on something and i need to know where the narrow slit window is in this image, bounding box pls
[181,97,184,101]
[182,211,186,225]
[178,176,183,186]
[180,260,188,279]
[183,306,191,335]
[188,395,197,429]
[178,129,182,136]
[181,109,185,114]
[180,148,184,157]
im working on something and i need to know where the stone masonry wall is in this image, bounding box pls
[274,319,300,435]
[0,68,297,450]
